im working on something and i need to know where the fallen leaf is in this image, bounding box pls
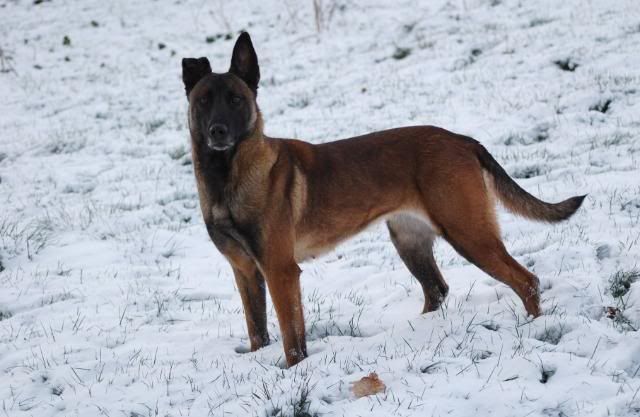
[351,373,386,398]
[605,306,620,319]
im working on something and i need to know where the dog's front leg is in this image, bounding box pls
[264,261,307,367]
[258,243,307,367]
[232,264,269,351]
[206,223,270,351]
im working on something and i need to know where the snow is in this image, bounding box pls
[1,0,639,415]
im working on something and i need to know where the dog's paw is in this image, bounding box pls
[234,344,251,354]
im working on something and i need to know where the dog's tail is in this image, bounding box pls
[475,144,586,222]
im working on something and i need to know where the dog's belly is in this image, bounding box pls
[293,216,379,262]
[293,209,437,263]
[293,235,336,263]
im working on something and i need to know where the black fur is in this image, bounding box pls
[188,75,257,152]
[229,32,260,93]
[182,57,211,97]
[182,34,260,152]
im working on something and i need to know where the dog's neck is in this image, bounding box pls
[191,112,265,204]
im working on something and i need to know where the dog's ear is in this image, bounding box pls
[229,32,260,92]
[182,57,212,98]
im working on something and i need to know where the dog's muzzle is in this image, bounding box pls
[207,123,233,151]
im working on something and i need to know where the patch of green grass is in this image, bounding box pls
[536,323,566,345]
[266,376,318,417]
[607,269,639,331]
[145,119,165,135]
[610,269,639,298]
[392,47,411,60]
[589,98,612,114]
[554,58,578,72]
[168,145,188,160]
[269,388,317,417]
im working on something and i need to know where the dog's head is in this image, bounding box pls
[182,32,260,153]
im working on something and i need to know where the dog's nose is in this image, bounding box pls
[209,123,228,139]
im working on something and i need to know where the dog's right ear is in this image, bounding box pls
[182,57,212,98]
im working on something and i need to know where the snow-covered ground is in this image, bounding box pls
[1,0,639,415]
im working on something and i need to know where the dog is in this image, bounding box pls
[181,32,585,367]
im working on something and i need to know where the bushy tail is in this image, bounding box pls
[476,145,586,222]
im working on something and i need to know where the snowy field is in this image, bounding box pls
[1,0,640,415]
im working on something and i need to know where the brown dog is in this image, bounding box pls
[181,33,585,367]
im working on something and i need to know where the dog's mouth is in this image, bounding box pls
[206,137,234,152]
[211,144,232,151]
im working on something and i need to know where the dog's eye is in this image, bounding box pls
[198,96,208,105]
[230,95,243,105]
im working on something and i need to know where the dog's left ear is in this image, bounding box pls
[229,32,260,93]
[182,57,212,98]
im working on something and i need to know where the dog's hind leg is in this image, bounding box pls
[387,214,448,313]
[422,161,542,317]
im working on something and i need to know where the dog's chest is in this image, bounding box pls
[204,198,258,257]
[210,202,230,222]
[208,187,254,224]
[208,198,243,232]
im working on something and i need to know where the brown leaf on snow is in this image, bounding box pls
[605,306,620,319]
[351,373,386,398]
